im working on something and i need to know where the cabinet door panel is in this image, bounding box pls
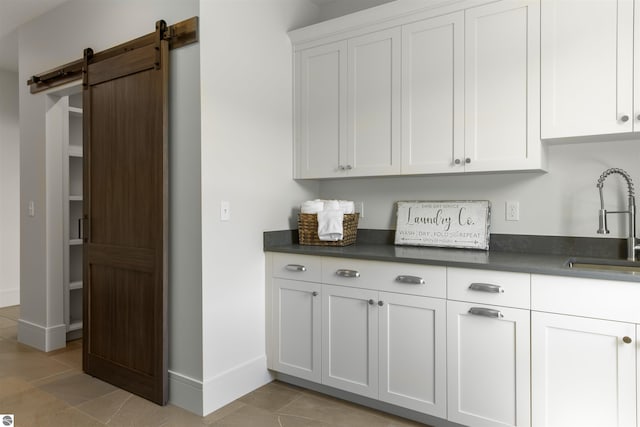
[322,284,378,398]
[542,0,633,138]
[532,311,636,427]
[297,42,347,178]
[348,28,401,176]
[273,279,322,382]
[448,301,530,427]
[465,0,540,172]
[379,292,446,417]
[401,12,464,174]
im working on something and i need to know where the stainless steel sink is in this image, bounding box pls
[566,257,640,274]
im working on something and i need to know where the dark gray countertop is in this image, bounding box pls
[264,230,640,283]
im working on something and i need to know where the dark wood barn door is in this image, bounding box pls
[82,21,169,405]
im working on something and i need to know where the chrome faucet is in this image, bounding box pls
[596,168,640,261]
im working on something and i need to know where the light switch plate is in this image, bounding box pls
[220,200,230,221]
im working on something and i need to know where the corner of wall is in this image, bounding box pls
[202,356,274,416]
[17,319,66,352]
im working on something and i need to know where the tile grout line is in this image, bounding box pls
[104,392,133,425]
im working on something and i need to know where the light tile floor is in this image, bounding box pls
[0,306,428,426]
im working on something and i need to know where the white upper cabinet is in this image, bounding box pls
[295,30,400,179]
[296,41,348,178]
[541,0,635,139]
[348,28,401,177]
[293,0,544,178]
[401,12,464,174]
[464,0,542,172]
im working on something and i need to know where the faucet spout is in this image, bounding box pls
[596,168,638,261]
[597,208,609,234]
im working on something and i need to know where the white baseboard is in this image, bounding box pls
[0,287,19,307]
[202,355,274,416]
[169,370,204,416]
[17,319,66,352]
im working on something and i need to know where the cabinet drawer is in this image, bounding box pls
[448,268,530,309]
[322,258,446,298]
[531,274,640,323]
[272,253,322,282]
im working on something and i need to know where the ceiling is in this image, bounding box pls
[0,0,71,71]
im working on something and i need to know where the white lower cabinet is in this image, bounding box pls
[322,284,380,398]
[273,278,322,383]
[531,311,637,427]
[379,291,446,417]
[322,284,447,415]
[447,300,531,427]
[268,255,640,426]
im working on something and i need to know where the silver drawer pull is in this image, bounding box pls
[469,282,504,293]
[336,269,360,278]
[285,264,306,272]
[396,275,425,285]
[468,307,504,319]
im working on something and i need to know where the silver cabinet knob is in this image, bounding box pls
[465,158,471,164]
[621,115,630,122]
[378,300,384,306]
[623,336,632,344]
[338,165,345,171]
[346,165,353,170]
[454,158,461,165]
[368,299,375,305]
[636,114,640,121]
[312,291,318,297]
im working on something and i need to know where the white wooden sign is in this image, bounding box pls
[394,201,491,250]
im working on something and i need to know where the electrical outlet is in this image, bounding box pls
[506,201,520,221]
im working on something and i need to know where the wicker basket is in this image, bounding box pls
[298,213,359,246]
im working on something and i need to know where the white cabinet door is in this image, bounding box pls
[401,12,464,174]
[541,0,634,139]
[273,279,322,383]
[296,41,347,178]
[322,284,379,399]
[464,0,541,172]
[447,301,531,427]
[347,28,401,177]
[532,311,636,427]
[379,292,446,417]
[634,1,640,132]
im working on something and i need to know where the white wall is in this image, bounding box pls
[317,0,395,21]
[0,69,20,308]
[18,0,202,405]
[199,0,319,416]
[319,139,640,239]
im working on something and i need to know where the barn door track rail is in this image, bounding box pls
[27,16,198,94]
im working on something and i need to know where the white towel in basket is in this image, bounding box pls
[301,200,324,214]
[317,209,344,241]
